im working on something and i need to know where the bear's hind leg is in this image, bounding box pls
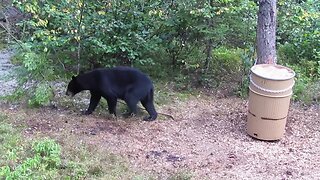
[141,98,157,121]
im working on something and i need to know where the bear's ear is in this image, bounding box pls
[72,75,76,80]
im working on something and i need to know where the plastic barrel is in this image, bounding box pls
[247,64,295,140]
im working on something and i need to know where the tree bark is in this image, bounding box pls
[204,0,214,73]
[204,38,213,73]
[256,0,277,64]
[76,0,85,74]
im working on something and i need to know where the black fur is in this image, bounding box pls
[66,66,157,121]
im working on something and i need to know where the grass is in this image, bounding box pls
[168,170,193,180]
[0,111,152,179]
[154,81,194,105]
[0,109,194,179]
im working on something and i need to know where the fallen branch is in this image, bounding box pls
[0,21,24,49]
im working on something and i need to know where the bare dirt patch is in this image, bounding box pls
[1,95,320,179]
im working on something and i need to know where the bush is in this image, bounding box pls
[28,82,53,107]
[13,0,162,70]
[200,47,244,88]
[278,42,320,104]
[287,63,320,104]
[5,48,55,107]
[3,0,317,103]
[212,47,242,75]
[0,139,61,179]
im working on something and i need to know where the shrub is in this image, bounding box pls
[0,136,62,179]
[201,47,244,88]
[287,64,320,104]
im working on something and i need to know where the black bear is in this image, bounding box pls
[66,66,158,121]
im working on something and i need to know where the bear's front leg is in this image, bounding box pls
[106,96,117,116]
[84,92,101,115]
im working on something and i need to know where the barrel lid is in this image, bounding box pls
[251,64,295,80]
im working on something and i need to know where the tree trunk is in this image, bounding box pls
[204,38,213,73]
[256,0,277,64]
[76,0,85,74]
[204,0,214,73]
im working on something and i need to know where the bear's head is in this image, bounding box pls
[66,76,82,96]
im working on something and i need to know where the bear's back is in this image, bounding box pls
[93,66,152,87]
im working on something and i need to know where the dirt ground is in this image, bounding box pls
[1,95,320,179]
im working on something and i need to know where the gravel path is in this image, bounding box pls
[0,49,17,96]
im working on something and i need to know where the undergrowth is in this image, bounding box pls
[0,112,144,179]
[0,111,194,179]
